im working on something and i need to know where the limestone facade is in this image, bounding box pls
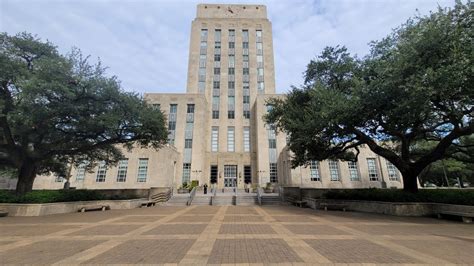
[29,3,403,190]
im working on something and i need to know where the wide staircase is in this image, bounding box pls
[261,195,282,205]
[166,194,189,206]
[165,187,282,206]
[236,194,258,205]
[211,195,236,205]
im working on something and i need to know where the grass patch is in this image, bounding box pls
[322,188,474,206]
[0,190,138,204]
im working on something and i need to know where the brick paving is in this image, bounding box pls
[393,239,474,264]
[112,215,164,223]
[143,224,207,235]
[0,225,81,236]
[208,239,303,264]
[85,239,195,264]
[222,215,264,222]
[225,206,259,215]
[219,224,276,234]
[305,239,419,263]
[69,224,143,236]
[1,240,103,264]
[284,224,348,235]
[0,205,472,265]
[170,214,214,222]
[347,223,473,236]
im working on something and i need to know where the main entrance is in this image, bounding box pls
[224,165,237,187]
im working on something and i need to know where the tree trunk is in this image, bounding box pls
[401,171,419,193]
[16,160,37,196]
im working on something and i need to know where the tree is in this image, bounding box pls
[0,32,168,195]
[266,2,473,192]
[418,135,474,187]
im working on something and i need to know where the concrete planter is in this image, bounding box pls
[303,198,474,217]
[177,189,189,194]
[0,198,147,217]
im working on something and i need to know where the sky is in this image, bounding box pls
[1,0,454,94]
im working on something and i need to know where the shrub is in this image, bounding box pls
[0,190,137,203]
[322,188,474,206]
[190,180,199,189]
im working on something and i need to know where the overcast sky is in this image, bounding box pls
[1,0,454,94]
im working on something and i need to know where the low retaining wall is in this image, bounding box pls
[303,198,474,216]
[283,187,356,201]
[0,198,147,216]
[83,189,150,199]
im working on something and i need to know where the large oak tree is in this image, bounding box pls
[0,33,168,195]
[266,2,473,192]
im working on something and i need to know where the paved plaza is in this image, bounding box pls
[0,205,473,265]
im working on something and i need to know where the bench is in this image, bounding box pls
[140,201,156,208]
[78,205,110,212]
[437,211,474,223]
[0,210,8,217]
[320,202,347,212]
[287,197,307,208]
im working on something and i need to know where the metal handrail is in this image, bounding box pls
[210,186,217,206]
[150,188,172,203]
[186,187,197,206]
[256,187,262,206]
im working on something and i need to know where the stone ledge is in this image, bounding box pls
[0,198,147,216]
[302,197,474,217]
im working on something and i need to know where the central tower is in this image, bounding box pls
[186,4,277,189]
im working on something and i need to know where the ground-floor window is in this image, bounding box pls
[224,165,237,187]
[137,158,148,182]
[182,163,191,184]
[386,161,400,181]
[116,159,128,182]
[310,161,320,181]
[76,162,87,181]
[328,160,340,181]
[96,162,107,182]
[348,161,360,181]
[269,163,277,183]
[210,165,218,184]
[244,165,251,184]
[367,158,379,181]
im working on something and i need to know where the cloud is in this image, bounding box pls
[1,0,454,94]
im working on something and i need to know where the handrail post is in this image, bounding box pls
[257,187,262,206]
[187,187,197,206]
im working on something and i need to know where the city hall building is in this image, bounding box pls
[18,4,403,191]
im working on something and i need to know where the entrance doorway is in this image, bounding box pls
[224,165,237,187]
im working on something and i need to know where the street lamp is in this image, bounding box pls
[172,161,177,195]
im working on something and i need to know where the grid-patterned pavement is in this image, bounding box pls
[0,205,473,265]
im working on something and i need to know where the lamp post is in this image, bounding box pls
[172,161,177,195]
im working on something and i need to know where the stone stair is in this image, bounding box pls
[261,195,282,205]
[236,195,258,206]
[191,196,212,205]
[165,195,189,206]
[211,195,236,206]
[166,191,281,206]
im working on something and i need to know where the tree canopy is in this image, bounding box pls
[266,2,473,192]
[0,32,168,194]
